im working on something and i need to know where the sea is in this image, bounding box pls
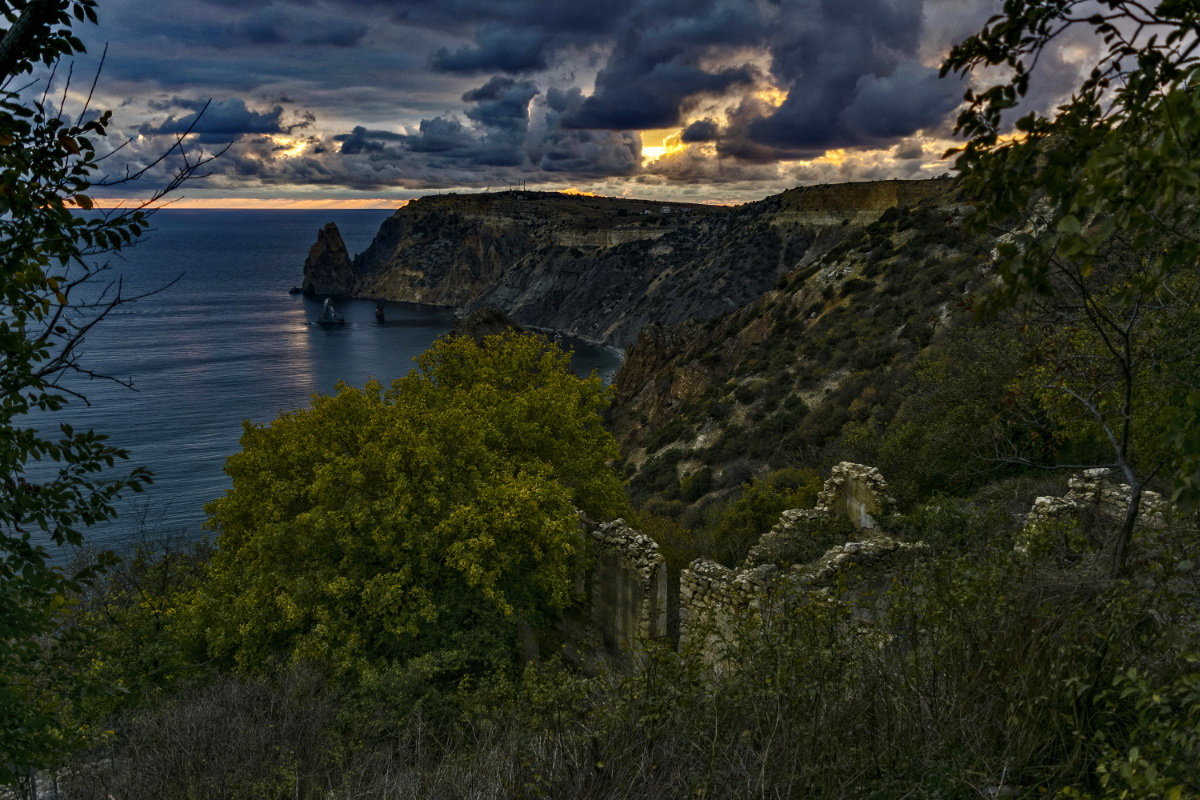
[37,209,622,553]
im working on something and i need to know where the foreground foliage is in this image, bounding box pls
[59,497,1200,799]
[0,0,155,780]
[943,0,1200,514]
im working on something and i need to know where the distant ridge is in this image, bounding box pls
[303,179,952,348]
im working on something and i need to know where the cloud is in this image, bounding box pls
[228,6,369,48]
[335,125,408,154]
[681,118,718,143]
[462,76,540,135]
[76,0,1088,201]
[431,26,552,73]
[140,98,298,143]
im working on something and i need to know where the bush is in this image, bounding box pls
[182,333,627,682]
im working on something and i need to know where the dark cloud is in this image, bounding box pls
[681,118,718,143]
[80,0,1081,199]
[335,125,407,154]
[564,0,764,130]
[710,0,964,157]
[538,128,640,175]
[431,25,552,73]
[303,20,371,48]
[404,117,478,154]
[462,76,540,134]
[140,98,295,143]
[228,6,369,48]
[383,76,540,168]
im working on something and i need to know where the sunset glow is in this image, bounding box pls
[642,130,688,163]
[92,197,407,210]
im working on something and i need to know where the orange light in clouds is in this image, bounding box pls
[560,187,600,196]
[642,130,688,163]
[754,86,788,107]
[90,197,408,210]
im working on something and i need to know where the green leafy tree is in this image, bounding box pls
[942,1,1200,572]
[184,333,628,683]
[1,0,211,780]
[701,467,823,566]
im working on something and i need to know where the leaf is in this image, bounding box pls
[1056,214,1081,236]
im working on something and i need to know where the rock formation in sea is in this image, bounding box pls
[302,222,354,296]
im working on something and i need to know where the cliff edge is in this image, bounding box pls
[301,180,953,348]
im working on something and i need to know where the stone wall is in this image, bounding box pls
[587,464,919,660]
[681,534,927,650]
[818,462,895,532]
[742,462,896,568]
[1019,468,1169,559]
[587,518,669,657]
[680,463,922,651]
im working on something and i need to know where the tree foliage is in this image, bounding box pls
[185,333,628,681]
[0,0,154,779]
[942,0,1200,517]
[0,0,215,778]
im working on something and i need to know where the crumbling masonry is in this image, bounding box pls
[584,462,1171,660]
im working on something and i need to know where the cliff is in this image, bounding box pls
[302,180,952,348]
[607,192,992,506]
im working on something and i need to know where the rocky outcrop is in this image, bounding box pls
[448,307,525,342]
[302,222,354,296]
[301,180,954,348]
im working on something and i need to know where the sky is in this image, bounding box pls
[44,0,1095,207]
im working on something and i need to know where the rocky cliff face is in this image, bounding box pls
[302,222,354,296]
[302,180,952,348]
[608,192,990,505]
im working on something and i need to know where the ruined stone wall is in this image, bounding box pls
[681,534,927,650]
[588,519,669,656]
[817,462,895,532]
[588,464,920,659]
[742,462,896,568]
[680,463,922,651]
[1019,468,1169,561]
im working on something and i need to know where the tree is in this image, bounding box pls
[942,0,1200,573]
[1,0,208,780]
[183,332,628,683]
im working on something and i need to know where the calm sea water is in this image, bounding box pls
[41,210,621,551]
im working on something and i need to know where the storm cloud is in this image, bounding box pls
[63,0,1073,202]
[139,98,306,144]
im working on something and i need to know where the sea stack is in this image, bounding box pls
[302,222,355,296]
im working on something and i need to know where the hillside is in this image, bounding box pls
[302,181,951,347]
[608,194,1008,513]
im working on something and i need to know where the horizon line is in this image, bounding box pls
[91,197,411,210]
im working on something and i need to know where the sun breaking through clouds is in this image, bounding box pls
[60,0,1099,206]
